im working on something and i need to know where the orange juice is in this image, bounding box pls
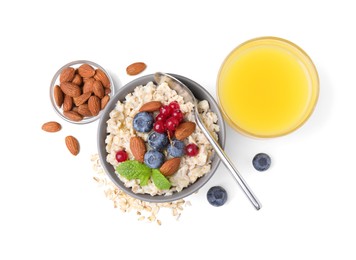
[217,37,319,138]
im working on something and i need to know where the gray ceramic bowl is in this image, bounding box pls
[97,74,226,202]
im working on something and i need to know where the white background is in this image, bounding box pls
[1,0,355,259]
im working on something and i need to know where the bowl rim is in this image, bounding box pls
[50,60,115,124]
[97,73,226,203]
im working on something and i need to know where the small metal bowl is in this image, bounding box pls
[50,60,115,124]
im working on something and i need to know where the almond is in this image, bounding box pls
[42,121,61,132]
[83,78,95,93]
[160,158,181,176]
[126,62,146,76]
[60,67,75,83]
[65,135,79,156]
[94,69,110,88]
[139,101,162,112]
[72,106,79,113]
[101,95,110,110]
[53,85,64,107]
[60,82,81,97]
[104,88,111,95]
[63,111,83,121]
[78,104,92,117]
[93,80,104,98]
[88,96,101,116]
[78,64,95,78]
[63,95,73,112]
[73,92,91,106]
[72,73,83,86]
[130,136,146,163]
[175,122,196,140]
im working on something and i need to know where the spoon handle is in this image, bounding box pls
[195,115,262,210]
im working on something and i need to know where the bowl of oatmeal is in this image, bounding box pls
[97,74,226,202]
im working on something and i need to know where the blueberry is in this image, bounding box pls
[252,153,271,171]
[133,112,154,133]
[144,150,165,169]
[207,186,227,207]
[148,132,168,151]
[167,139,185,157]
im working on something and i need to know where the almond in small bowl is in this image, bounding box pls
[50,60,115,124]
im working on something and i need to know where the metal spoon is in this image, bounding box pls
[154,72,262,210]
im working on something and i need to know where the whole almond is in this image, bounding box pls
[63,111,83,121]
[65,136,80,156]
[101,95,110,110]
[94,69,110,88]
[126,62,146,76]
[78,64,95,78]
[83,78,95,93]
[139,101,162,112]
[160,158,181,176]
[88,96,101,116]
[73,92,92,106]
[93,80,104,98]
[53,85,64,107]
[42,121,61,132]
[78,104,92,117]
[72,73,83,86]
[63,95,73,112]
[60,82,81,97]
[130,136,146,163]
[60,67,75,83]
[175,122,196,140]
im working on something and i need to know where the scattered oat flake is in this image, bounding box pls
[91,154,191,225]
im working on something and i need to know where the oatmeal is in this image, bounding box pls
[105,81,219,196]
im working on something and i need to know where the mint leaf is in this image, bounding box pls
[116,160,151,187]
[152,169,171,190]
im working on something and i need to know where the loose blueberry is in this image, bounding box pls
[252,153,271,171]
[148,132,169,150]
[167,139,185,157]
[144,150,165,169]
[133,112,154,133]
[207,186,227,207]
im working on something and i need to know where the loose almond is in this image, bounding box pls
[94,69,110,88]
[65,135,80,156]
[101,95,110,110]
[160,158,181,176]
[63,95,73,112]
[130,136,146,163]
[78,64,95,78]
[139,101,162,112]
[93,80,104,98]
[73,92,92,106]
[60,82,81,97]
[175,122,196,140]
[126,62,146,76]
[63,111,83,121]
[53,85,64,107]
[88,96,101,116]
[78,104,92,117]
[60,67,75,83]
[42,121,61,132]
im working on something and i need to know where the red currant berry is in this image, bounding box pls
[159,105,172,117]
[155,113,167,122]
[169,101,180,110]
[166,117,180,131]
[116,150,128,162]
[186,144,199,157]
[172,109,184,122]
[153,121,166,133]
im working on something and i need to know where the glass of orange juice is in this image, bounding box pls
[217,37,319,138]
